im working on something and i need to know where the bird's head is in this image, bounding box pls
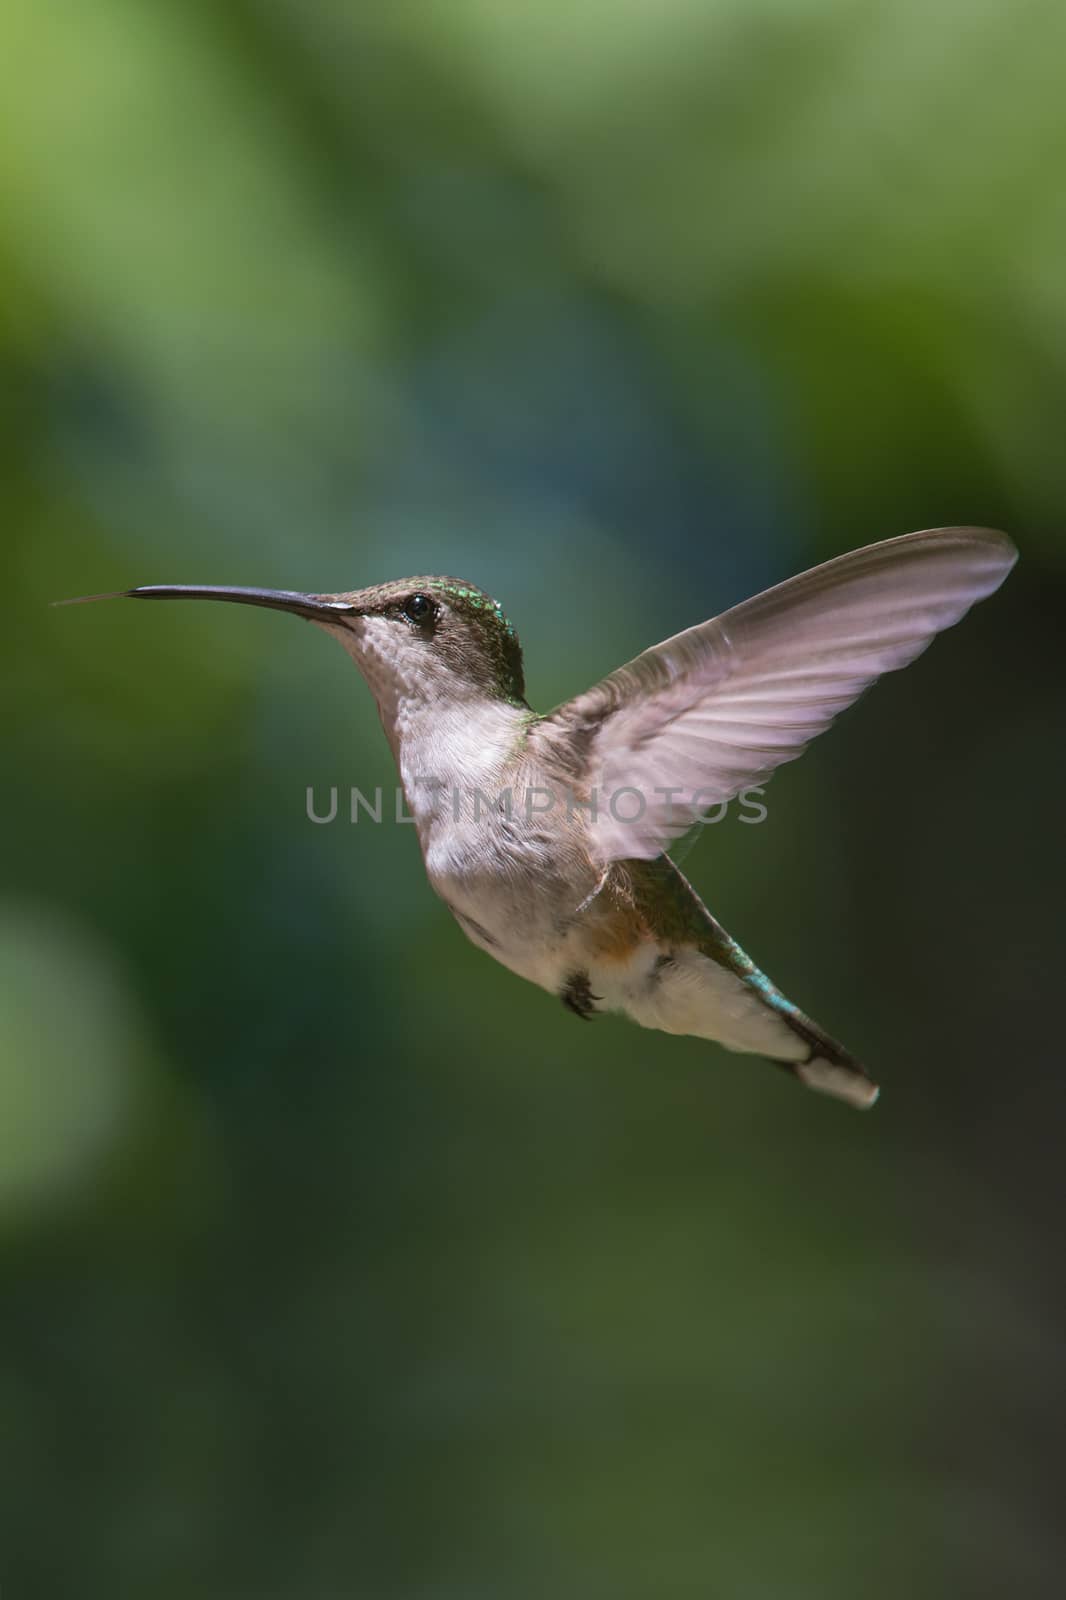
[57,577,528,718]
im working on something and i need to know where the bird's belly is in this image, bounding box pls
[436,872,578,991]
[435,869,656,1006]
[427,844,593,993]
[422,806,593,991]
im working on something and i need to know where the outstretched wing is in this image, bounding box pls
[543,527,1016,863]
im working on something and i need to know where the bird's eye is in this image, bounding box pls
[402,592,436,626]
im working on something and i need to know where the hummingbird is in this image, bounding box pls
[61,526,1016,1108]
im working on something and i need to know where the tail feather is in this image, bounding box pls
[772,1012,880,1110]
[622,858,880,1109]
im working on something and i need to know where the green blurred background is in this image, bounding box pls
[1,2,1063,1595]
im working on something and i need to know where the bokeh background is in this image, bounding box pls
[2,2,1064,1595]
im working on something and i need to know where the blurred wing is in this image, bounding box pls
[545,527,1016,863]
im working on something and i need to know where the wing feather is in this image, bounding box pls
[542,527,1016,863]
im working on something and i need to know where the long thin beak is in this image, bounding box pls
[52,585,357,621]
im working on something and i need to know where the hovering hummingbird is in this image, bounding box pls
[61,526,1015,1108]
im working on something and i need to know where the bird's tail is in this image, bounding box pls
[772,1010,880,1110]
